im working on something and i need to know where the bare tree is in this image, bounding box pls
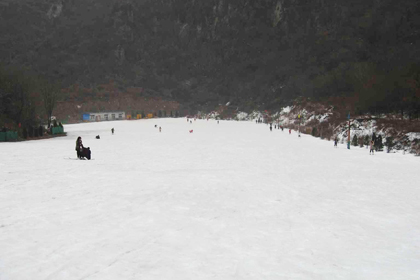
[40,80,59,128]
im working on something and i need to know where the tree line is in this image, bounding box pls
[0,65,59,131]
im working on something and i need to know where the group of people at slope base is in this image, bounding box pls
[333,136,377,155]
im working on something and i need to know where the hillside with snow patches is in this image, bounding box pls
[202,106,420,156]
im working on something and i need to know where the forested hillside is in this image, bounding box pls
[1,0,420,126]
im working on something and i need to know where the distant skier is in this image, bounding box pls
[334,138,338,147]
[289,129,291,134]
[369,140,375,155]
[270,124,272,131]
[159,127,161,132]
[111,128,114,134]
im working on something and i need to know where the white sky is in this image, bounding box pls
[1,118,419,280]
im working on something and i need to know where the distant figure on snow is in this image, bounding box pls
[190,121,192,124]
[369,140,375,155]
[334,138,338,147]
[189,129,193,133]
[159,127,161,132]
[289,129,291,134]
[270,124,272,131]
[154,124,157,128]
[217,120,219,124]
[96,135,100,139]
[111,128,114,134]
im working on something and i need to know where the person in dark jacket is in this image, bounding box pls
[75,136,84,158]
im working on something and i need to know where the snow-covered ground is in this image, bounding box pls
[1,118,419,280]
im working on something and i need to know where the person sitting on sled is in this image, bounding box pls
[75,136,84,159]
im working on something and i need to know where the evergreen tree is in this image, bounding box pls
[385,137,394,153]
[352,135,358,146]
[359,136,364,148]
[363,135,370,147]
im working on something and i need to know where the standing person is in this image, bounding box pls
[289,129,291,134]
[270,124,273,131]
[159,127,161,132]
[334,137,338,147]
[75,136,84,159]
[369,140,375,155]
[217,120,219,124]
[111,128,114,134]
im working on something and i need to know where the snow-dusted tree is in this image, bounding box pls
[352,135,358,146]
[363,135,370,148]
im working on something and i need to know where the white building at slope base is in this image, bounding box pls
[82,111,126,122]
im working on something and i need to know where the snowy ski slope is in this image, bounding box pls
[1,118,419,280]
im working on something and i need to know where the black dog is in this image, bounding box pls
[79,147,91,160]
